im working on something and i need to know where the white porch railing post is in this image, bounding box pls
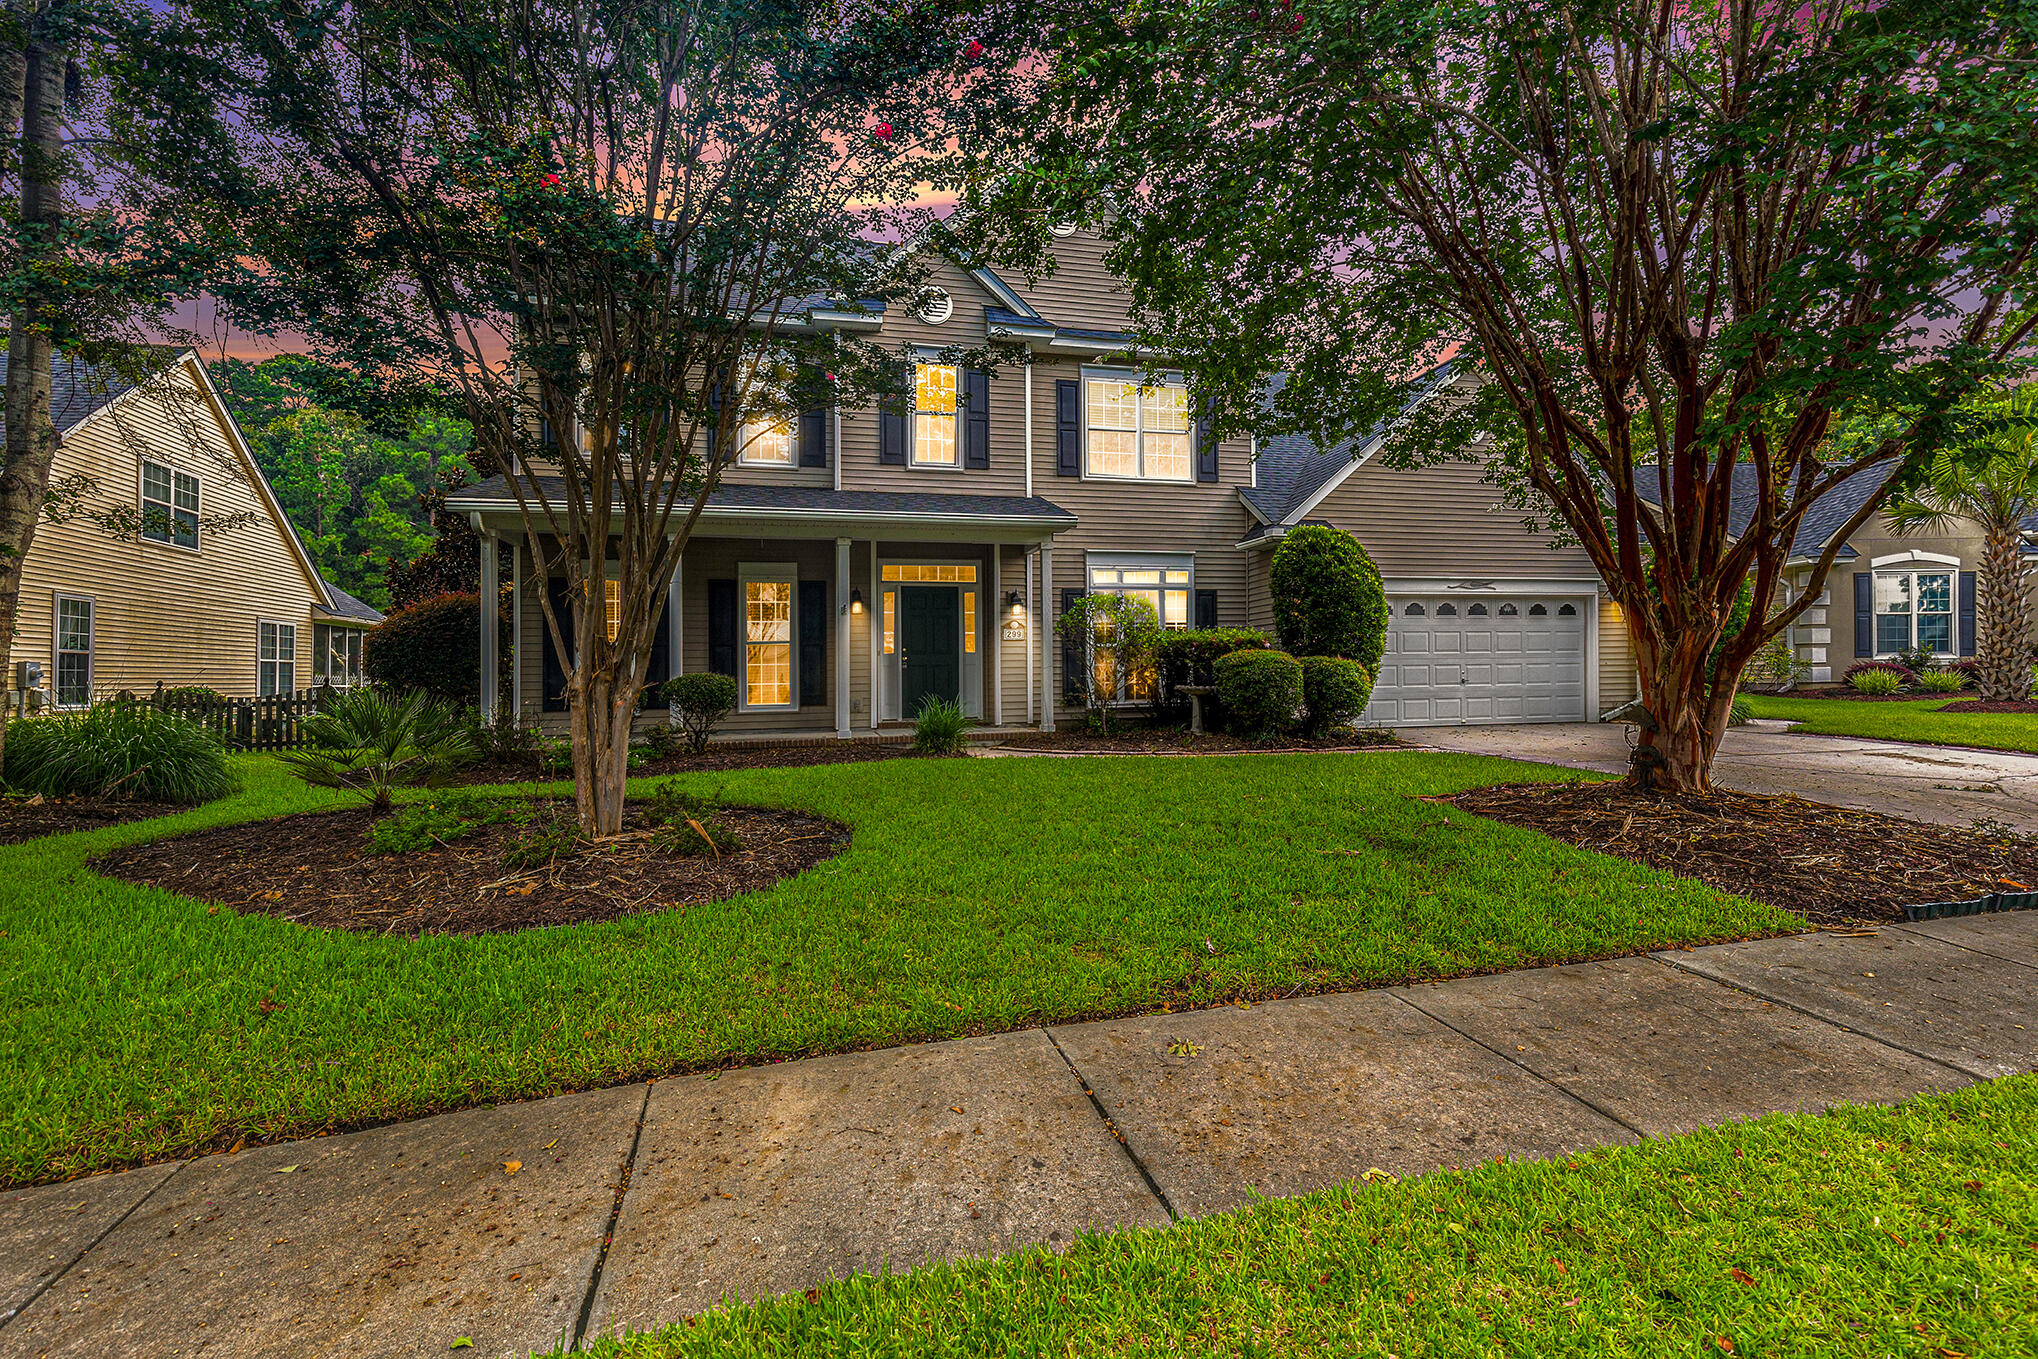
[479,530,499,721]
[1039,542,1054,732]
[835,536,851,738]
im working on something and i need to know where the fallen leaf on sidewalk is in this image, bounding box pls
[504,1160,522,1175]
[543,1139,558,1150]
[450,1340,473,1351]
[274,1165,298,1174]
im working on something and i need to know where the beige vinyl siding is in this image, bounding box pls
[1004,231,1134,332]
[1597,597,1638,711]
[1309,458,1594,580]
[9,358,327,701]
[1822,515,1987,668]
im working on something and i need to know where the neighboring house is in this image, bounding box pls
[2,351,383,710]
[446,225,1638,732]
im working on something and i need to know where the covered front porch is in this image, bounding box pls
[451,481,1079,736]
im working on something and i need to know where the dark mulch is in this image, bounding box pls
[0,795,190,846]
[1938,699,2038,714]
[457,741,920,783]
[93,798,849,936]
[1447,781,2038,925]
[990,728,1404,756]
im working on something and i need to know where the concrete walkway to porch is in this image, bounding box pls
[3,912,2033,1358]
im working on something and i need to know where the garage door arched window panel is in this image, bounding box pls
[1467,603,1488,616]
[1528,603,1548,616]
[1557,603,1577,616]
[1435,602,1457,616]
[1404,602,1425,615]
[1874,569,1953,656]
[1498,603,1518,616]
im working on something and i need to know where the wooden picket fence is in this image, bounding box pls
[125,683,339,752]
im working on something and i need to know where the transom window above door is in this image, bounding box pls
[1875,569,1954,655]
[1084,372,1191,482]
[913,363,958,466]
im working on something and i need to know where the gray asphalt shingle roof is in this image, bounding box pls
[0,351,140,433]
[318,582,385,623]
[1633,463,1893,560]
[1245,365,1457,523]
[446,474,1075,522]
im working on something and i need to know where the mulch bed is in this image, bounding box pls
[990,728,1403,756]
[93,798,849,936]
[1447,781,2038,925]
[1937,699,2038,714]
[0,795,190,846]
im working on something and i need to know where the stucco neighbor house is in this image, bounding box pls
[2,350,383,712]
[445,224,1646,733]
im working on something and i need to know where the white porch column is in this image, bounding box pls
[509,535,524,718]
[667,548,683,679]
[991,546,1003,727]
[1039,542,1054,732]
[835,537,852,738]
[868,540,881,729]
[478,530,499,720]
[1025,547,1037,725]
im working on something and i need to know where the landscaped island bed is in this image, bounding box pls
[567,1076,2038,1359]
[0,794,194,846]
[1742,694,2038,755]
[1,751,1799,1187]
[1451,782,2038,923]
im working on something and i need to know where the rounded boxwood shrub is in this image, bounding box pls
[1269,525,1387,670]
[1300,656,1374,734]
[1214,649,1303,738]
[658,672,738,754]
[1154,627,1272,693]
[4,703,235,804]
[364,592,481,702]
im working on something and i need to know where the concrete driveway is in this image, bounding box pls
[1404,720,2038,832]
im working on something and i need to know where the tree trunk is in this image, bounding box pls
[1628,626,1739,795]
[0,37,64,752]
[569,666,643,838]
[1973,524,2031,702]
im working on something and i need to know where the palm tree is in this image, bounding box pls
[1886,395,2038,702]
[278,687,477,815]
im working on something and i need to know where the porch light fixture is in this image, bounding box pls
[849,588,865,614]
[1006,591,1023,611]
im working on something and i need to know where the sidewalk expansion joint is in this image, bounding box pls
[1042,1028,1180,1223]
[1887,922,2038,972]
[570,1081,654,1353]
[0,1159,187,1331]
[1387,989,1647,1139]
[1645,951,1985,1082]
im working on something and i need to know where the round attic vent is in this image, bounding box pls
[916,289,953,325]
[1049,220,1078,237]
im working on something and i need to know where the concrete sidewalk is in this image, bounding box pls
[3,912,2033,1358]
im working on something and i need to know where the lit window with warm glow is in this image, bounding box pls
[603,579,621,642]
[743,578,793,707]
[882,590,895,653]
[741,417,794,465]
[913,363,957,466]
[1084,376,1191,481]
[963,590,976,654]
[882,563,977,583]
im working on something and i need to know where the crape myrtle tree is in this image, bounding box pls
[129,0,1036,834]
[997,0,2038,792]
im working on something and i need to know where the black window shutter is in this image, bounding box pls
[1194,589,1218,629]
[541,577,572,712]
[641,592,672,707]
[707,579,738,679]
[1959,570,1977,656]
[964,368,991,469]
[1195,401,1218,482]
[880,400,907,465]
[1060,587,1084,703]
[706,371,725,457]
[1055,379,1080,476]
[799,579,827,706]
[799,369,829,467]
[1853,572,1872,658]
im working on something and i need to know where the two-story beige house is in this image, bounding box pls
[447,227,1642,733]
[2,350,382,710]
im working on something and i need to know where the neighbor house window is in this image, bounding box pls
[258,620,297,696]
[1875,569,1954,655]
[54,594,92,707]
[1084,374,1191,482]
[141,461,199,548]
[1085,555,1194,700]
[313,623,363,687]
[912,363,958,466]
[740,567,796,708]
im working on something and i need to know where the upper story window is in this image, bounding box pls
[1085,374,1190,482]
[913,363,958,467]
[736,357,796,467]
[1875,569,1954,655]
[141,461,199,549]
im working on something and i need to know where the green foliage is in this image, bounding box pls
[499,816,580,872]
[651,817,741,858]
[1915,668,1970,694]
[2,704,235,804]
[1741,635,1812,690]
[1850,667,1904,696]
[1154,628,1272,693]
[640,779,719,829]
[1728,695,1754,726]
[1300,656,1375,735]
[912,696,974,756]
[277,687,477,815]
[364,791,533,855]
[1269,527,1388,669]
[1058,592,1166,721]
[659,672,738,755]
[157,685,228,705]
[535,737,573,778]
[469,708,542,763]
[363,594,482,703]
[1215,649,1304,739]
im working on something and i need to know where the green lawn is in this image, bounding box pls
[573,1076,2038,1359]
[1743,694,2038,754]
[0,751,1800,1187]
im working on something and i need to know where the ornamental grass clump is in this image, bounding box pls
[278,686,477,816]
[912,695,975,756]
[1850,667,1905,696]
[1915,668,1969,694]
[2,703,235,804]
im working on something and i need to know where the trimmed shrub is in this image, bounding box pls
[365,790,534,855]
[158,685,228,705]
[363,593,481,703]
[1842,658,1916,687]
[1269,525,1388,669]
[1850,667,1903,696]
[659,672,738,754]
[3,703,235,804]
[1300,656,1374,734]
[1155,628,1272,694]
[1915,668,1969,694]
[912,695,975,756]
[1214,649,1303,738]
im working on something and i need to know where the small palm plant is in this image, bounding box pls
[278,687,477,815]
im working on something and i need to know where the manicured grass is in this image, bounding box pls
[574,1076,2038,1359]
[0,751,1799,1186]
[1743,694,2038,754]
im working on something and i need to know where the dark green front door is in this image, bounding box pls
[899,585,960,715]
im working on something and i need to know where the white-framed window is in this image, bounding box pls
[1084,553,1194,701]
[738,563,797,710]
[258,620,297,696]
[912,362,958,467]
[313,623,364,687]
[1084,370,1191,482]
[1875,569,1955,656]
[140,460,200,549]
[54,593,93,707]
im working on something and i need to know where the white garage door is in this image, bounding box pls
[1364,594,1587,726]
